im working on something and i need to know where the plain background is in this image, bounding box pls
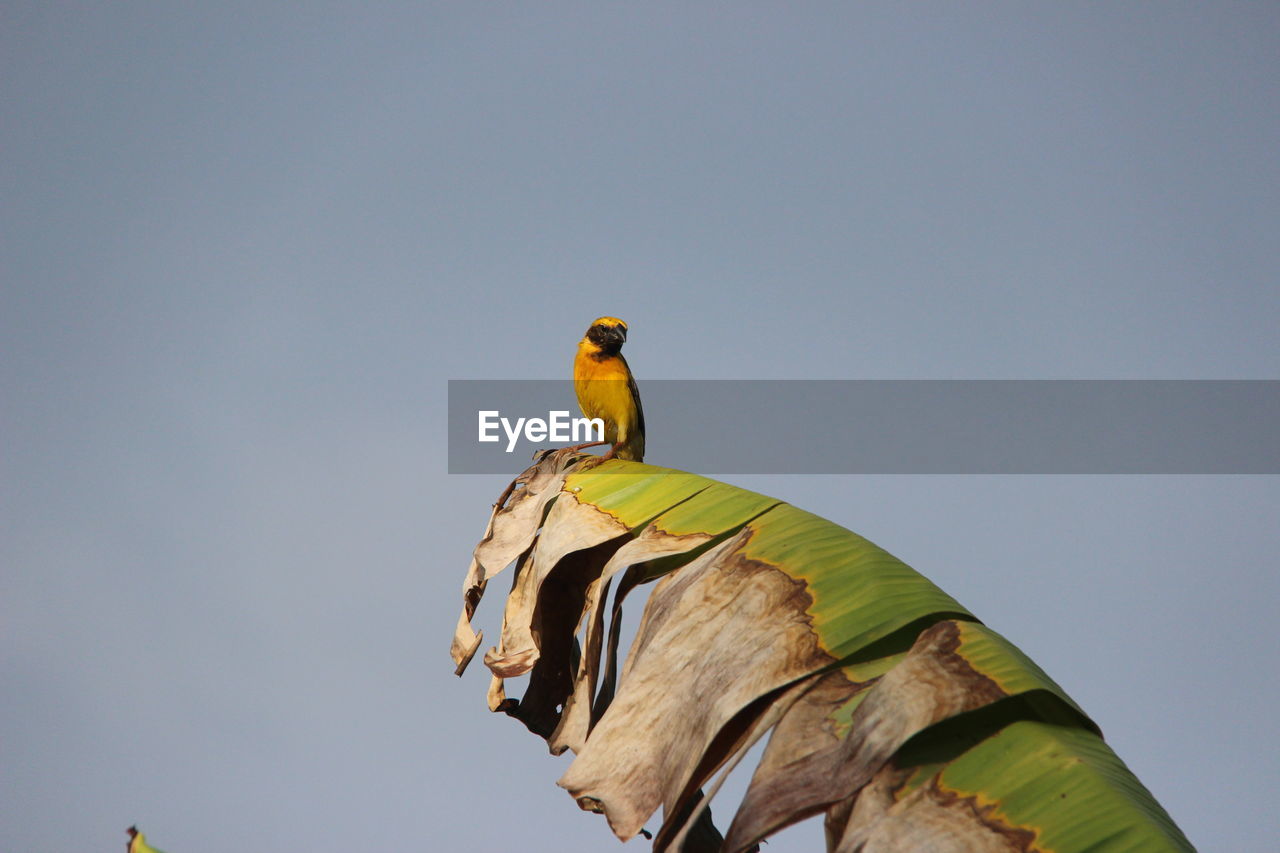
[3,3,1278,851]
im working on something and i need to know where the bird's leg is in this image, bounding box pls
[564,440,607,454]
[600,444,619,461]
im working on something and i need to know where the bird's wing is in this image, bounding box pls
[622,353,644,439]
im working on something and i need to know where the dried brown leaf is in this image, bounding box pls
[831,763,1036,853]
[724,620,1003,852]
[549,523,714,756]
[484,493,627,680]
[557,529,837,841]
[451,449,580,673]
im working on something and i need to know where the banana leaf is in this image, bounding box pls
[451,449,1192,852]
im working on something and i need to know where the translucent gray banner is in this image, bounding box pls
[447,380,1280,474]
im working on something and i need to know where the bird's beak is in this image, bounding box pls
[612,326,627,344]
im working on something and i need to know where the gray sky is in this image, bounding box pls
[3,3,1278,851]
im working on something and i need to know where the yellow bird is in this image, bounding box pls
[126,826,167,853]
[574,316,645,462]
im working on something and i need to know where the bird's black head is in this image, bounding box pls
[585,317,627,354]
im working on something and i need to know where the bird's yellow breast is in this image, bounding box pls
[574,353,633,438]
[575,348,642,453]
